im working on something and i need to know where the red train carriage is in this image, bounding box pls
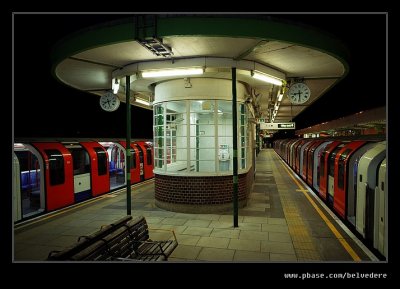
[13,139,154,223]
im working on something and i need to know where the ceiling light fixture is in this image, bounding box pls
[142,68,204,78]
[251,71,283,86]
[112,78,120,94]
[135,98,150,106]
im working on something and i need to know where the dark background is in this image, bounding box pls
[13,13,386,139]
[8,12,394,278]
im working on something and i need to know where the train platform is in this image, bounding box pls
[14,149,377,262]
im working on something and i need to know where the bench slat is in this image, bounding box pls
[47,216,177,261]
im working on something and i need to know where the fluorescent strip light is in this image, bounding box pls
[112,78,120,94]
[136,98,150,105]
[278,93,283,102]
[142,68,203,78]
[252,71,282,86]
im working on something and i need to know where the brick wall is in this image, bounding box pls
[155,168,253,213]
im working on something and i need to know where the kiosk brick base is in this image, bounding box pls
[154,169,254,213]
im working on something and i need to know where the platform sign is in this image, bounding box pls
[260,122,296,130]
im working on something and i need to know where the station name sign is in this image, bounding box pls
[260,122,296,130]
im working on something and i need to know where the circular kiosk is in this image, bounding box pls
[51,15,349,213]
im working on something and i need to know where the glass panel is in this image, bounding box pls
[130,149,136,169]
[217,101,232,114]
[94,147,107,176]
[69,147,90,175]
[195,161,215,172]
[320,152,326,178]
[191,148,215,161]
[44,149,64,186]
[167,101,186,114]
[338,149,351,190]
[146,147,152,165]
[191,100,214,112]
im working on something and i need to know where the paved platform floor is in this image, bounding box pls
[14,149,374,262]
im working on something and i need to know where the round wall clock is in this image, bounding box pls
[100,92,120,112]
[288,83,311,104]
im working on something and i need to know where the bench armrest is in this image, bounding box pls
[148,228,177,242]
[132,239,177,260]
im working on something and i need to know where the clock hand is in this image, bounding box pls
[296,91,301,102]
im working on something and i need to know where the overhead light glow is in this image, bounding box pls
[252,71,283,86]
[14,143,25,149]
[136,98,150,106]
[142,68,203,78]
[112,78,120,94]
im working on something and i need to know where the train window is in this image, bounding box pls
[15,150,38,172]
[320,152,326,177]
[329,146,343,177]
[94,147,107,176]
[308,153,313,172]
[146,147,152,165]
[303,149,308,171]
[69,147,90,175]
[338,149,351,190]
[44,149,64,186]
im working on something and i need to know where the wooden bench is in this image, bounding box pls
[47,216,178,261]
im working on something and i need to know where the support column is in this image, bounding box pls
[256,123,260,155]
[126,75,131,215]
[232,67,238,227]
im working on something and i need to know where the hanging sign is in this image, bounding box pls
[260,122,296,130]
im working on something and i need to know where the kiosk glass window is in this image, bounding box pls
[154,104,164,170]
[153,99,248,174]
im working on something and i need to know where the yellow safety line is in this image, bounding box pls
[15,179,154,230]
[280,161,361,262]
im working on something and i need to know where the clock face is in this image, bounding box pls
[100,92,120,112]
[288,83,311,104]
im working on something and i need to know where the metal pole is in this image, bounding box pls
[126,75,131,215]
[232,67,238,227]
[256,123,260,155]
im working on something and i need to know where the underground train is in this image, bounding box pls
[273,137,387,260]
[13,139,154,223]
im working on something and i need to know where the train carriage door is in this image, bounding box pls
[136,141,154,180]
[327,145,344,206]
[377,159,387,258]
[356,141,385,242]
[13,153,22,222]
[118,141,140,184]
[133,143,145,181]
[99,142,126,190]
[145,142,154,178]
[63,143,92,203]
[14,143,46,219]
[313,141,332,193]
[80,142,110,197]
[346,142,377,226]
[130,145,140,184]
[334,148,351,218]
[32,142,74,211]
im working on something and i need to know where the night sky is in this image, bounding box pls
[13,13,387,139]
